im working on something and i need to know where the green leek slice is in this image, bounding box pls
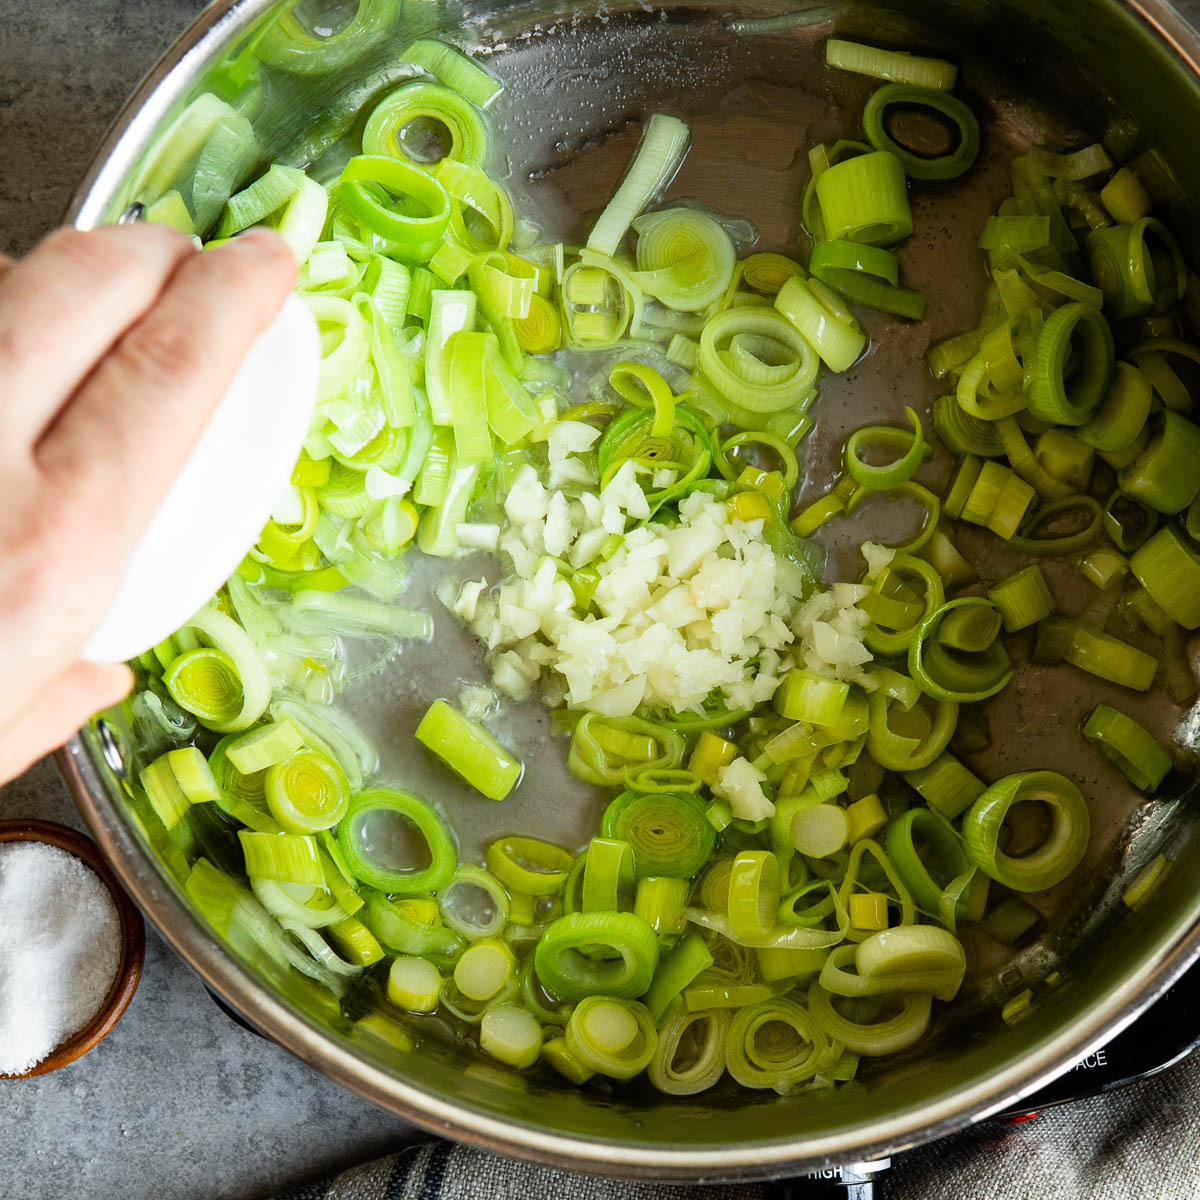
[336,788,456,895]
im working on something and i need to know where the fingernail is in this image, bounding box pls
[229,226,289,256]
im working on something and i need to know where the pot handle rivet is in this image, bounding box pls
[96,719,128,778]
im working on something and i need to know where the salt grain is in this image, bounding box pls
[0,842,122,1076]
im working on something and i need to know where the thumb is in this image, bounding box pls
[0,661,133,784]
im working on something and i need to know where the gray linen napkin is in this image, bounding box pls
[272,1052,1200,1200]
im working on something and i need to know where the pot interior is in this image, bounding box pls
[67,0,1200,1176]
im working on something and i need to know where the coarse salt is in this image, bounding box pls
[0,841,122,1076]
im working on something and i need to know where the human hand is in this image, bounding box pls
[0,222,295,782]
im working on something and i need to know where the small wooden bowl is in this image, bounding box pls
[0,819,145,1078]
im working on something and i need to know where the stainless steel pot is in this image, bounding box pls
[60,0,1200,1181]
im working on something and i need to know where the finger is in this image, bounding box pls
[37,227,297,550]
[0,224,196,447]
[0,661,132,785]
[0,481,151,693]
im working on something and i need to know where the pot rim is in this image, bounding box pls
[61,0,1200,1178]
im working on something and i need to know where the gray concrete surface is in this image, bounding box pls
[0,4,413,1197]
[1,0,197,254]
